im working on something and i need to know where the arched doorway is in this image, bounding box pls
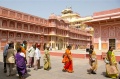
[58,39,63,50]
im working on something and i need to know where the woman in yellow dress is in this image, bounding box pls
[106,46,119,78]
[43,46,51,70]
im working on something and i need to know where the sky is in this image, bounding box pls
[0,0,120,19]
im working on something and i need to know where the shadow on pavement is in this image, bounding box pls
[101,72,111,79]
[0,61,31,79]
[102,72,106,77]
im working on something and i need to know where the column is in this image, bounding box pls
[28,24,30,31]
[15,21,17,29]
[40,36,44,51]
[7,20,10,28]
[98,37,101,50]
[65,43,66,49]
[14,32,16,50]
[99,26,101,50]
[22,23,24,30]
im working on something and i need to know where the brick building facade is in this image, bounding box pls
[0,6,92,51]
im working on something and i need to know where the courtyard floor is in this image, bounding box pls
[0,52,119,79]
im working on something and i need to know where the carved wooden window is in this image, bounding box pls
[2,9,8,16]
[40,27,43,33]
[9,32,14,38]
[44,20,46,24]
[45,28,48,34]
[30,16,34,21]
[10,11,15,18]
[30,34,33,39]
[16,33,21,38]
[24,24,28,30]
[2,20,7,27]
[49,36,51,41]
[30,25,34,31]
[35,18,39,22]
[17,13,22,19]
[44,36,47,41]
[17,23,22,29]
[35,26,38,32]
[35,35,38,39]
[23,34,28,39]
[10,21,15,28]
[24,15,28,21]
[2,31,7,37]
[40,19,43,23]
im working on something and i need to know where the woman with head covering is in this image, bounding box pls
[62,45,73,73]
[15,42,27,64]
[15,47,27,79]
[34,44,41,70]
[43,44,51,70]
[15,42,26,57]
[105,46,119,78]
[87,45,97,74]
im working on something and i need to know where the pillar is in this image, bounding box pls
[40,36,44,51]
[99,26,101,50]
[15,21,17,29]
[8,20,10,28]
[28,24,30,31]
[98,37,101,50]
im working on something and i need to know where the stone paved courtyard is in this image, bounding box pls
[0,52,119,79]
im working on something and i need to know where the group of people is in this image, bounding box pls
[3,41,27,79]
[62,45,119,78]
[3,41,120,79]
[3,41,51,79]
[87,45,119,79]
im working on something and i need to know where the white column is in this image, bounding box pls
[98,37,101,50]
[99,26,101,50]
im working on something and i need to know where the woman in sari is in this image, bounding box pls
[15,47,27,79]
[106,46,119,78]
[62,45,73,73]
[43,46,51,70]
[15,42,27,57]
[87,45,97,74]
[15,42,27,64]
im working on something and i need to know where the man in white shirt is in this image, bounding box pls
[34,44,41,70]
[27,45,36,68]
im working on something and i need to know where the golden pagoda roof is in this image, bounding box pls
[70,16,93,22]
[61,13,80,18]
[61,7,73,14]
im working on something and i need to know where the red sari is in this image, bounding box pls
[62,49,73,73]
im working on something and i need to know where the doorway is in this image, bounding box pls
[109,39,116,49]
[58,39,63,50]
